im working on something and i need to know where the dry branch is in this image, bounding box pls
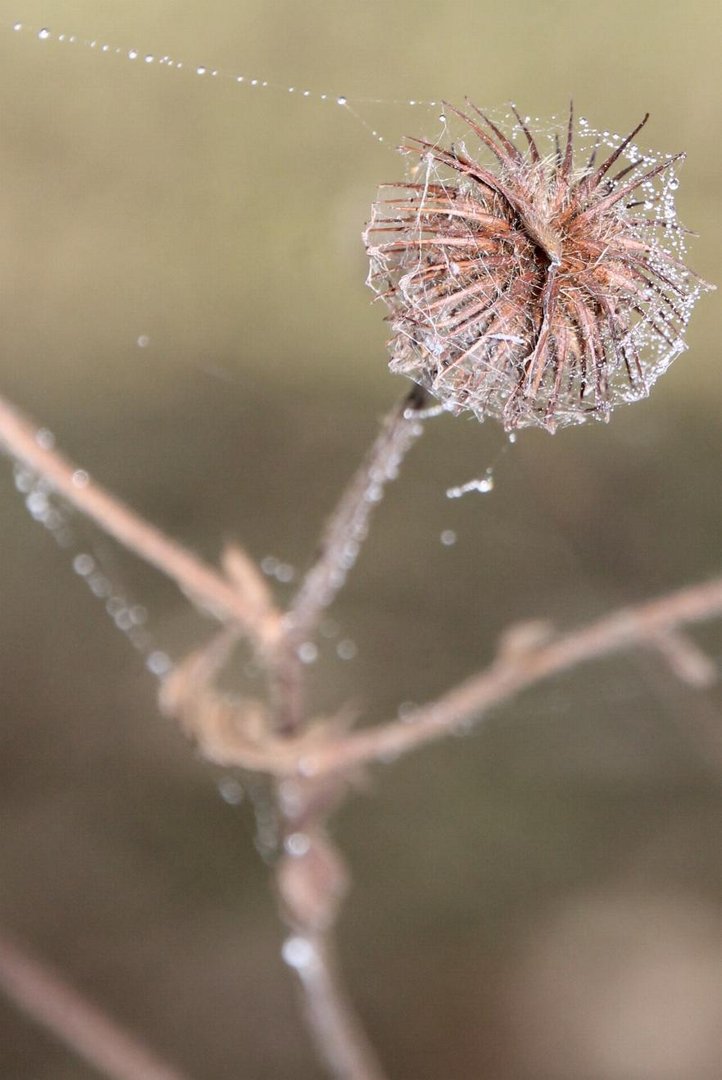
[294,577,722,777]
[0,393,281,649]
[0,383,719,1080]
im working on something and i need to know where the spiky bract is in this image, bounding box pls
[364,104,711,432]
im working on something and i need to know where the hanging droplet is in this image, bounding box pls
[446,468,494,499]
[217,777,244,805]
[284,832,311,857]
[146,650,172,676]
[282,936,315,971]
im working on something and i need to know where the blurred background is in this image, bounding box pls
[0,1,720,1077]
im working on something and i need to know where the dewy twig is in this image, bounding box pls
[0,382,720,1080]
[0,393,281,650]
[295,576,722,777]
[286,932,387,1080]
[288,385,427,642]
[270,385,427,733]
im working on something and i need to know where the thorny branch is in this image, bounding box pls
[0,387,719,1080]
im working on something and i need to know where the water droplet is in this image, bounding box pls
[446,469,494,499]
[144,54,154,64]
[261,555,278,576]
[37,28,50,41]
[282,936,316,971]
[26,491,49,519]
[114,610,133,632]
[12,23,22,32]
[218,777,244,805]
[72,469,89,488]
[88,573,111,598]
[34,427,55,450]
[14,467,33,493]
[196,66,206,76]
[275,562,295,583]
[106,596,125,617]
[136,334,150,347]
[336,95,347,106]
[668,177,679,190]
[128,49,138,60]
[284,832,311,857]
[297,642,318,664]
[73,553,95,576]
[440,529,457,546]
[147,650,172,676]
[336,639,357,660]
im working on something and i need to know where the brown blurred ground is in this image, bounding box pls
[0,2,720,1077]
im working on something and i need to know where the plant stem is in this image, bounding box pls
[295,575,722,777]
[0,932,190,1080]
[287,932,387,1080]
[0,393,281,649]
[272,386,427,733]
[288,385,426,643]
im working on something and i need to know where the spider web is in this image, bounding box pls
[1,15,711,653]
[3,15,450,666]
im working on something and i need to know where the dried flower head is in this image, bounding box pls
[364,104,712,432]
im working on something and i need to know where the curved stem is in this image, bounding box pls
[290,574,722,777]
[0,932,190,1080]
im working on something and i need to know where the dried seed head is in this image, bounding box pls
[364,104,713,433]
